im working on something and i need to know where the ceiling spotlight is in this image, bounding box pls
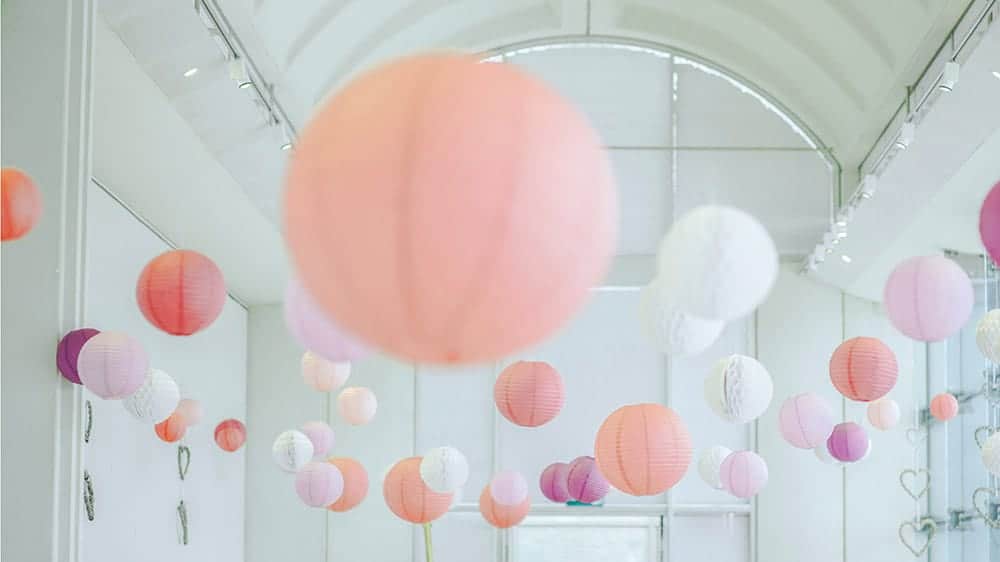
[835,207,854,226]
[836,231,847,239]
[993,71,1000,80]
[840,255,853,264]
[183,67,199,78]
[280,141,292,151]
[229,59,252,89]
[893,122,915,150]
[860,174,877,199]
[938,61,959,92]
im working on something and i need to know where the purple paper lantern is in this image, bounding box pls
[284,279,371,362]
[778,392,835,449]
[539,462,571,503]
[980,180,1000,266]
[295,461,345,507]
[567,456,609,503]
[300,420,335,459]
[56,328,100,384]
[883,255,974,342]
[720,450,768,498]
[827,422,869,463]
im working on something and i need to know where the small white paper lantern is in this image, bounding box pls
[337,387,377,425]
[697,445,733,490]
[420,446,470,493]
[977,309,1000,363]
[657,205,778,321]
[122,369,180,423]
[301,351,351,392]
[272,430,315,472]
[867,398,901,431]
[982,432,1000,476]
[704,355,773,424]
[639,282,725,356]
[814,444,841,465]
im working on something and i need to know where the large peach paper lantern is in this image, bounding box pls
[383,457,454,524]
[1,167,43,241]
[77,332,148,399]
[155,412,187,443]
[829,337,898,402]
[136,250,226,336]
[285,280,370,362]
[122,369,180,423]
[215,419,246,452]
[479,486,530,529]
[284,54,617,365]
[301,351,350,392]
[327,457,368,512]
[337,387,377,425]
[778,393,835,449]
[930,393,959,421]
[883,255,974,342]
[56,328,100,384]
[594,403,692,496]
[979,180,1000,265]
[493,361,565,427]
[867,398,900,430]
[295,461,344,507]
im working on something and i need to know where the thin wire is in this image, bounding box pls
[84,400,93,443]
[177,500,189,545]
[83,471,95,522]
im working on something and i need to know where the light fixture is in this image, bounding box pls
[836,231,848,239]
[938,61,959,92]
[860,174,877,199]
[813,245,826,263]
[835,207,854,226]
[229,59,252,89]
[893,122,915,150]
[841,255,852,264]
[993,71,1000,80]
[183,67,199,78]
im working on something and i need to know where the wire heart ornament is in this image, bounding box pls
[177,445,191,481]
[898,517,936,557]
[899,469,930,500]
[972,487,1000,528]
[975,426,995,449]
[906,427,927,446]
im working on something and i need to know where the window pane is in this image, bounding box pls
[514,516,658,562]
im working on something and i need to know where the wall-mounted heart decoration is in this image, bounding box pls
[177,445,191,481]
[899,468,930,500]
[972,487,1000,528]
[905,427,926,446]
[898,517,936,557]
[975,426,995,449]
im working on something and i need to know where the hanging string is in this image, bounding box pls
[422,523,434,562]
[177,446,191,481]
[83,470,95,522]
[176,500,189,545]
[176,442,191,545]
[84,400,93,443]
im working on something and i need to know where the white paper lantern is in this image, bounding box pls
[122,369,180,423]
[272,430,315,472]
[301,351,351,392]
[697,445,733,489]
[420,446,470,493]
[657,205,778,321]
[977,309,1000,363]
[867,398,900,430]
[982,432,1000,476]
[337,387,377,425]
[814,444,841,465]
[704,355,773,424]
[639,282,724,356]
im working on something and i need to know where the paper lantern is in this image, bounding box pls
[284,53,617,366]
[296,461,345,507]
[1,167,43,241]
[657,205,778,321]
[638,282,724,356]
[136,249,226,336]
[493,361,565,427]
[704,355,773,423]
[981,432,1000,476]
[566,456,610,503]
[56,328,100,384]
[814,443,841,465]
[867,398,900,430]
[122,369,180,423]
[976,309,1000,363]
[383,457,454,524]
[420,446,469,493]
[827,422,869,463]
[77,332,149,399]
[155,412,186,443]
[337,387,377,425]
[930,393,959,421]
[883,255,974,342]
[778,393,835,449]
[697,446,733,490]
[539,462,572,503]
[719,450,768,498]
[979,180,1000,265]
[490,470,528,506]
[285,280,370,362]
[327,457,369,512]
[829,337,898,402]
[215,418,246,452]
[301,351,350,392]
[301,421,335,458]
[176,398,203,426]
[594,403,692,496]
[479,486,530,529]
[273,430,314,472]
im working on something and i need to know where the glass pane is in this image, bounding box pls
[513,516,658,562]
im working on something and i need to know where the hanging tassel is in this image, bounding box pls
[176,500,189,545]
[83,470,95,522]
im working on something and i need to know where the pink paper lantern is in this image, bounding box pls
[1,167,43,241]
[337,387,377,426]
[490,470,528,506]
[136,250,226,336]
[594,403,692,496]
[883,255,974,342]
[155,412,187,443]
[827,422,869,462]
[76,332,149,399]
[301,351,350,392]
[719,450,768,498]
[930,393,959,421]
[215,418,246,452]
[867,398,900,430]
[479,486,530,529]
[539,462,571,503]
[296,461,345,507]
[979,180,1000,265]
[56,328,100,385]
[175,398,203,426]
[283,54,617,365]
[778,393,835,449]
[494,361,565,427]
[285,280,370,362]
[567,456,609,503]
[829,337,898,402]
[301,421,335,458]
[383,457,453,524]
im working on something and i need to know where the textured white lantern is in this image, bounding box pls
[420,446,470,493]
[977,309,1000,363]
[639,281,724,356]
[657,205,778,321]
[697,445,733,490]
[122,369,180,423]
[704,355,773,424]
[272,430,314,472]
[982,432,1000,476]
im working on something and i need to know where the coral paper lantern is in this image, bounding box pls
[657,205,778,321]
[77,332,149,399]
[296,461,345,507]
[638,281,724,356]
[867,398,901,430]
[778,393,835,449]
[539,462,572,503]
[977,309,1000,363]
[301,351,350,392]
[284,53,617,365]
[327,457,368,512]
[704,355,773,424]
[980,180,1000,266]
[300,421,335,459]
[285,280,370,362]
[829,337,898,402]
[122,369,180,423]
[490,470,529,506]
[698,446,733,490]
[981,432,1000,476]
[215,419,246,452]
[56,328,100,384]
[930,393,959,421]
[155,412,187,443]
[420,446,469,493]
[594,403,692,496]
[1,167,43,241]
[273,430,314,472]
[494,361,565,427]
[883,255,974,342]
[479,486,530,529]
[719,450,768,498]
[566,456,609,503]
[136,249,226,336]
[383,457,454,524]
[827,422,869,463]
[176,398,203,426]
